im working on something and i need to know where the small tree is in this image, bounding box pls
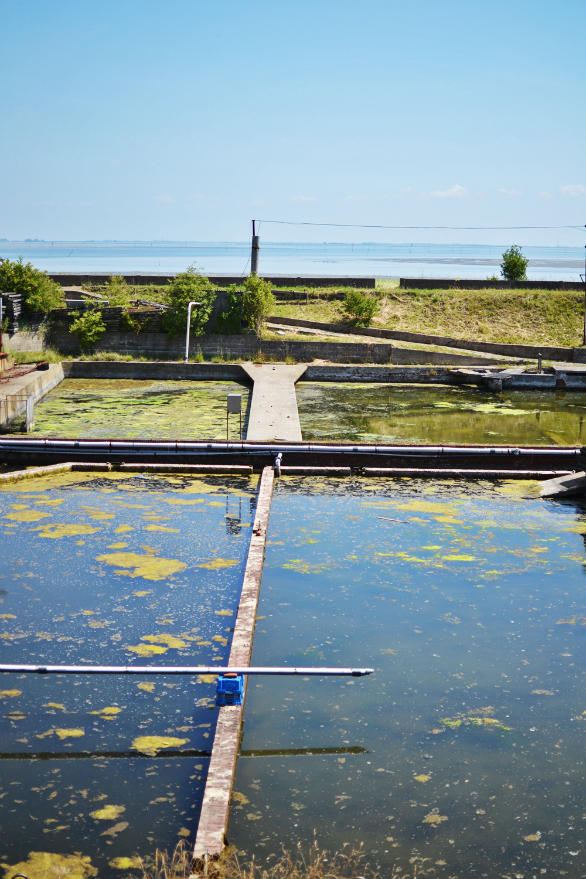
[70,308,106,349]
[342,290,379,326]
[500,246,528,283]
[241,274,275,334]
[162,265,216,337]
[0,257,64,312]
[104,275,130,306]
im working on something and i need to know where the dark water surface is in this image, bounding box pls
[30,379,251,440]
[296,383,586,445]
[230,476,586,878]
[0,471,257,876]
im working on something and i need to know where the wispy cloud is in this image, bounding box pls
[540,191,552,199]
[252,199,268,206]
[342,195,367,203]
[560,184,586,197]
[151,194,174,203]
[430,184,468,198]
[289,195,316,202]
[498,188,521,197]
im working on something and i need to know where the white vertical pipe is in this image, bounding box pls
[185,301,201,364]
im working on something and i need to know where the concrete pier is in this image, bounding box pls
[241,363,307,441]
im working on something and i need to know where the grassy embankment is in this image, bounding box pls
[272,281,586,349]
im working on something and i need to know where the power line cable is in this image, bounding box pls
[257,220,584,231]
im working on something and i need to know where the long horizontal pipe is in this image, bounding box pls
[0,438,581,457]
[0,664,373,676]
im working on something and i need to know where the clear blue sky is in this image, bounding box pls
[1,0,585,247]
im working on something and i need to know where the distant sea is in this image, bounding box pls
[0,240,584,281]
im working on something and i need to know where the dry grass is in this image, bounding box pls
[272,287,585,349]
[125,841,436,879]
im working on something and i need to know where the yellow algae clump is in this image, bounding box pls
[232,791,250,805]
[164,498,205,505]
[4,509,51,522]
[177,828,191,838]
[137,682,155,692]
[423,810,448,825]
[37,524,100,539]
[55,728,85,740]
[109,857,142,870]
[90,707,122,718]
[96,551,187,580]
[212,635,228,646]
[132,735,189,756]
[80,508,114,521]
[198,674,218,684]
[45,703,65,710]
[33,498,65,506]
[144,525,179,533]
[199,558,239,570]
[0,690,21,699]
[108,542,128,549]
[442,555,476,562]
[141,634,189,649]
[414,775,431,783]
[126,644,168,657]
[90,804,125,820]
[115,524,133,533]
[494,480,543,498]
[395,501,459,515]
[133,590,151,597]
[1,851,97,879]
[524,832,542,842]
[215,610,233,616]
[0,614,16,619]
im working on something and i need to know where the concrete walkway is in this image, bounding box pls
[241,363,307,441]
[0,363,64,428]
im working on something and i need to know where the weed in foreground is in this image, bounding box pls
[125,840,435,879]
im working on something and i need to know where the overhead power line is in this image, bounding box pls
[258,220,585,231]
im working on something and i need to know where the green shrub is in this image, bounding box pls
[216,284,242,334]
[104,275,131,306]
[342,290,379,326]
[0,257,64,313]
[241,274,275,334]
[500,246,528,282]
[162,265,216,337]
[69,308,106,348]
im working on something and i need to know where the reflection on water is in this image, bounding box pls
[29,379,251,439]
[0,471,256,873]
[297,383,586,445]
[230,476,586,878]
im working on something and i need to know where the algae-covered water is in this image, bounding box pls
[29,379,251,440]
[230,476,586,878]
[296,382,586,445]
[0,471,257,877]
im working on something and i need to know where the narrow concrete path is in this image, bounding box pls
[0,364,64,428]
[241,362,307,441]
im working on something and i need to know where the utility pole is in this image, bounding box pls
[251,220,259,275]
[583,227,586,347]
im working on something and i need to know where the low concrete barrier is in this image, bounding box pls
[401,277,586,292]
[50,331,502,366]
[48,273,376,289]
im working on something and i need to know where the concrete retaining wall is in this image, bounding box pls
[48,330,502,366]
[48,273,376,289]
[62,361,249,382]
[401,277,586,292]
[270,315,574,362]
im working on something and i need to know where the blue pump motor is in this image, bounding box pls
[216,673,245,706]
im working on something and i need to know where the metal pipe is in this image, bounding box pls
[185,301,201,364]
[0,438,581,457]
[0,663,373,676]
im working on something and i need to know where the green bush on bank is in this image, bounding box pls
[162,265,216,337]
[0,257,64,312]
[241,274,275,334]
[501,245,528,282]
[69,308,106,348]
[342,290,379,326]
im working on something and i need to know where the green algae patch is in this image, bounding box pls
[494,480,543,498]
[132,735,189,756]
[422,810,448,825]
[96,551,187,580]
[126,644,168,657]
[109,857,143,870]
[199,558,239,570]
[4,509,51,522]
[2,851,97,879]
[36,523,101,539]
[90,804,125,820]
[141,633,189,649]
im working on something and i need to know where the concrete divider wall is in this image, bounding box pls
[269,315,573,362]
[49,330,502,366]
[48,273,376,289]
[401,277,586,292]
